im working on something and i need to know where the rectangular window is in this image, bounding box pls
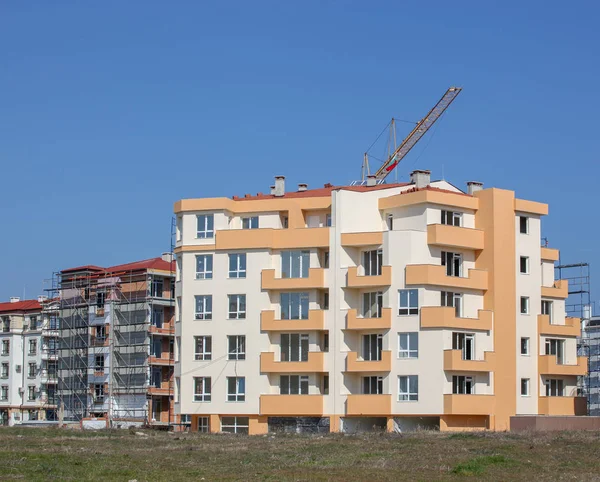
[228,336,246,360]
[151,308,164,328]
[363,376,383,395]
[195,254,213,279]
[398,333,419,359]
[325,214,332,227]
[29,316,38,330]
[150,279,164,298]
[28,340,37,356]
[95,355,105,373]
[323,251,329,269]
[521,378,530,396]
[96,291,106,308]
[386,213,393,230]
[228,294,246,320]
[195,336,212,361]
[363,249,383,276]
[0,386,7,401]
[196,214,214,239]
[323,375,329,395]
[197,416,210,433]
[541,300,553,323]
[28,363,36,378]
[227,377,245,402]
[280,292,309,320]
[323,291,329,310]
[2,317,9,332]
[545,338,565,364]
[228,253,247,279]
[1,340,8,355]
[452,375,474,395]
[399,289,419,315]
[545,378,564,397]
[193,377,211,402]
[452,332,475,360]
[96,325,106,341]
[520,296,529,315]
[242,216,259,229]
[1,363,8,378]
[441,210,462,226]
[94,384,104,400]
[362,334,383,361]
[441,291,463,317]
[520,256,529,274]
[194,295,213,320]
[221,416,249,434]
[28,386,36,401]
[322,333,329,353]
[520,337,530,356]
[363,291,383,318]
[281,333,309,362]
[519,216,529,234]
[398,375,418,401]
[280,375,309,395]
[441,251,462,277]
[281,250,309,279]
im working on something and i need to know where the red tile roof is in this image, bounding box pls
[397,185,472,197]
[61,257,175,277]
[232,183,411,201]
[0,299,41,314]
[60,265,104,274]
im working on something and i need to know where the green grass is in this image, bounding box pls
[452,455,510,476]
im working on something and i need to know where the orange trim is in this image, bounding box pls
[341,232,383,247]
[514,198,548,216]
[541,280,568,299]
[346,308,392,330]
[345,351,392,372]
[538,396,587,416]
[540,247,559,262]
[538,355,587,376]
[217,227,329,250]
[260,310,325,332]
[260,395,324,416]
[443,394,495,415]
[427,224,484,250]
[405,264,488,291]
[537,314,580,337]
[173,245,215,254]
[259,352,326,373]
[261,268,325,290]
[379,189,479,211]
[346,394,391,416]
[420,307,492,331]
[443,350,495,372]
[346,266,392,288]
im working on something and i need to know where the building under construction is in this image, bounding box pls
[53,255,176,427]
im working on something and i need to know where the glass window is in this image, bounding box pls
[322,375,329,395]
[228,254,247,279]
[228,295,246,320]
[545,378,564,397]
[94,355,105,373]
[521,378,530,396]
[28,340,37,356]
[398,333,418,359]
[362,334,383,361]
[28,386,36,401]
[398,375,418,401]
[452,375,474,394]
[197,417,210,433]
[520,296,529,315]
[520,256,529,274]
[520,337,530,356]
[363,249,383,276]
[363,291,383,318]
[545,338,564,364]
[197,214,214,239]
[280,333,309,362]
[195,336,212,361]
[0,386,7,400]
[28,363,36,378]
[441,291,463,317]
[452,332,475,360]
[280,292,309,320]
[281,251,309,279]
[399,289,418,315]
[193,377,211,402]
[280,375,309,395]
[227,377,245,402]
[441,251,462,277]
[196,255,213,279]
[242,216,259,229]
[228,336,246,360]
[220,416,249,434]
[1,340,8,355]
[325,214,332,227]
[150,279,163,297]
[194,295,212,320]
[441,210,462,226]
[363,376,383,395]
[542,300,553,323]
[1,363,8,378]
[519,216,528,234]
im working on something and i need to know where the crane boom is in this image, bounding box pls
[374,87,462,180]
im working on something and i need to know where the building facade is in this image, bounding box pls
[174,171,586,434]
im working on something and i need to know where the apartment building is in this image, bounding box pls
[0,297,58,425]
[174,171,586,434]
[57,255,176,426]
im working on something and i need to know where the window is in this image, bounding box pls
[150,279,163,298]
[519,216,529,234]
[28,386,36,401]
[221,416,249,434]
[195,336,212,361]
[323,375,329,395]
[193,377,211,402]
[545,338,565,364]
[280,292,309,320]
[1,340,9,355]
[195,295,212,320]
[386,213,393,230]
[281,333,309,362]
[542,300,553,323]
[151,308,164,328]
[441,210,462,227]
[1,363,7,378]
[520,256,529,274]
[28,363,36,378]
[0,386,7,401]
[242,216,259,229]
[28,340,37,356]
[363,249,383,276]
[323,291,329,310]
[29,316,38,330]
[398,333,418,359]
[228,294,246,320]
[94,384,104,401]
[363,376,383,395]
[195,254,213,279]
[197,417,210,433]
[1,317,9,332]
[520,296,529,315]
[399,289,419,315]
[452,375,474,395]
[96,291,106,308]
[521,378,530,396]
[362,334,383,361]
[322,333,329,353]
[228,336,246,360]
[96,325,106,341]
[363,291,383,318]
[520,337,530,356]
[325,213,332,227]
[398,375,418,401]
[441,291,463,317]
[441,251,462,277]
[281,250,309,278]
[94,355,105,373]
[280,375,309,395]
[323,251,330,269]
[545,378,564,397]
[452,332,474,361]
[196,214,214,239]
[227,377,245,402]
[228,253,247,279]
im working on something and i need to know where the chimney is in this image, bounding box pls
[298,183,308,192]
[161,252,174,263]
[410,170,431,189]
[467,181,483,195]
[9,297,20,303]
[366,175,377,187]
[270,185,276,195]
[274,176,285,197]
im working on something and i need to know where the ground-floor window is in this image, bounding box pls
[197,416,209,433]
[221,416,249,434]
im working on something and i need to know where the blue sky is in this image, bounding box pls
[1,1,598,311]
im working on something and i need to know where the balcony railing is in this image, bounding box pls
[541,280,569,299]
[443,394,495,415]
[405,264,488,291]
[346,394,391,416]
[427,224,484,251]
[260,352,325,373]
[538,355,587,376]
[443,350,495,372]
[345,351,392,372]
[346,266,392,288]
[538,396,587,416]
[537,315,580,337]
[261,269,325,290]
[420,307,493,331]
[346,308,392,330]
[260,395,324,416]
[260,310,325,332]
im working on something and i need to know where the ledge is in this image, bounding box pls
[345,351,392,373]
[346,394,391,416]
[420,307,492,331]
[427,224,484,251]
[262,268,325,290]
[346,308,392,330]
[406,265,488,291]
[260,352,326,373]
[260,310,325,332]
[537,314,580,337]
[260,395,324,416]
[347,266,392,288]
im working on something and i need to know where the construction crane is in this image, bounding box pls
[361,87,462,183]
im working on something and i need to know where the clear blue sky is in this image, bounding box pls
[1,1,598,311]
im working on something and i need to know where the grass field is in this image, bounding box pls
[0,428,599,480]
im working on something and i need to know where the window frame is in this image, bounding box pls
[441,291,463,317]
[280,375,309,395]
[520,256,529,274]
[363,249,383,276]
[1,340,9,356]
[228,294,246,320]
[280,333,309,362]
[1,363,8,379]
[452,375,474,395]
[228,253,247,279]
[194,295,213,320]
[242,216,259,229]
[362,333,383,361]
[281,250,310,279]
[94,355,105,373]
[520,337,530,356]
[520,296,530,315]
[398,375,418,401]
[28,362,36,379]
[196,214,215,239]
[398,332,419,359]
[521,378,530,396]
[227,335,246,360]
[193,377,211,402]
[226,376,246,402]
[280,292,309,320]
[398,289,419,316]
[197,416,210,433]
[541,300,553,323]
[28,339,37,356]
[220,416,249,434]
[441,210,462,227]
[441,251,462,277]
[363,376,383,395]
[195,254,213,280]
[363,291,383,318]
[195,336,212,361]
[519,216,529,235]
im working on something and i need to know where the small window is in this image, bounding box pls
[441,291,463,317]
[1,363,8,378]
[193,377,211,402]
[399,289,419,315]
[520,296,529,315]
[227,377,245,402]
[322,333,329,353]
[521,378,530,396]
[323,291,329,310]
[363,291,383,318]
[282,250,310,279]
[520,256,529,274]
[94,384,104,400]
[441,251,462,277]
[228,336,246,360]
[28,386,36,401]
[281,292,309,320]
[197,214,214,239]
[363,249,383,276]
[94,355,105,373]
[1,340,8,355]
[545,378,564,397]
[228,295,246,320]
[221,416,249,434]
[398,333,418,359]
[398,375,418,401]
[195,336,212,361]
[520,337,530,356]
[323,375,329,395]
[228,253,247,279]
[242,216,259,229]
[325,214,332,227]
[442,210,462,227]
[0,386,7,401]
[386,213,393,230]
[195,254,213,279]
[197,416,210,433]
[28,340,37,356]
[541,300,553,323]
[452,375,474,395]
[28,363,37,378]
[195,295,213,320]
[363,376,383,395]
[519,216,528,234]
[280,375,309,395]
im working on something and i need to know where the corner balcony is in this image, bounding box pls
[443,394,495,415]
[346,266,392,289]
[341,232,383,247]
[346,394,391,416]
[345,351,392,373]
[427,224,484,251]
[538,355,587,376]
[443,350,495,372]
[261,269,325,290]
[260,395,324,416]
[538,396,587,416]
[346,308,392,331]
[541,280,569,299]
[260,310,325,332]
[405,265,488,291]
[420,307,493,331]
[260,352,326,373]
[540,247,560,262]
[537,315,580,337]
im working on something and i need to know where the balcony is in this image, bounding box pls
[538,396,587,416]
[40,370,58,384]
[260,352,325,373]
[260,395,324,416]
[541,280,569,299]
[346,266,392,289]
[341,232,383,247]
[149,355,174,366]
[443,394,495,415]
[405,265,488,291]
[148,384,171,397]
[149,325,175,336]
[427,224,484,251]
[538,355,587,376]
[261,268,325,290]
[345,351,392,373]
[216,227,329,250]
[538,315,580,337]
[260,310,325,332]
[540,247,559,262]
[420,307,493,331]
[41,351,58,361]
[346,308,392,330]
[42,328,60,338]
[91,336,109,347]
[443,350,495,372]
[346,394,391,416]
